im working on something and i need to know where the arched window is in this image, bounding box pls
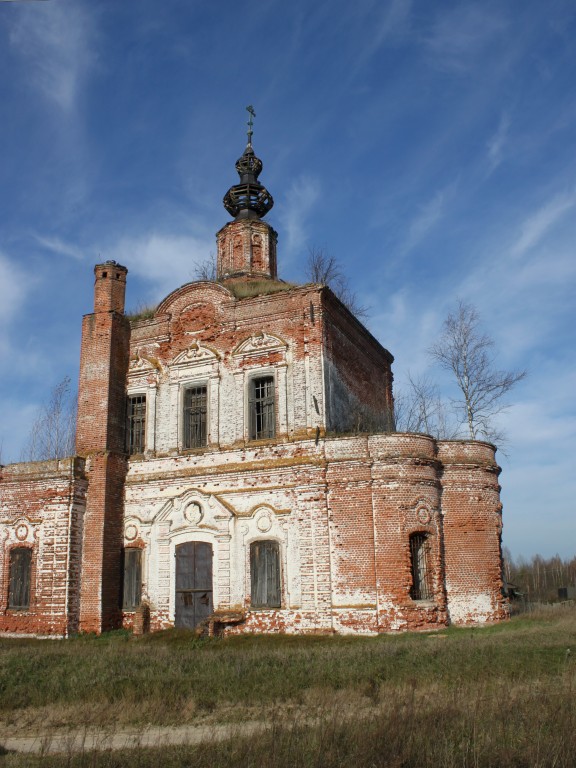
[250,540,281,608]
[8,547,32,610]
[409,533,433,601]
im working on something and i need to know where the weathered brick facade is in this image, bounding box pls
[0,136,508,636]
[0,458,86,635]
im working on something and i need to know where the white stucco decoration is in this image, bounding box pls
[172,342,219,366]
[153,488,234,537]
[232,332,287,358]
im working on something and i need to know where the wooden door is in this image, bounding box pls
[175,542,213,629]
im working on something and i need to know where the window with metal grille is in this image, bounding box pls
[250,540,281,608]
[249,376,275,440]
[8,548,31,610]
[122,548,142,610]
[183,385,207,449]
[409,533,433,601]
[127,395,146,454]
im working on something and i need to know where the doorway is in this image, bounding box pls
[175,541,213,629]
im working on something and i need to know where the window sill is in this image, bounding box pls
[246,437,279,447]
[180,445,211,455]
[5,607,33,613]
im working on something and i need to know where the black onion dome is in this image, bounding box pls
[223,143,274,220]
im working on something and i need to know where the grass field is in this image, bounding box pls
[0,606,574,766]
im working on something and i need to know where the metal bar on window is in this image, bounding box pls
[183,386,207,449]
[127,395,146,454]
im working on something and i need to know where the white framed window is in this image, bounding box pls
[250,540,281,608]
[127,394,146,454]
[409,533,433,601]
[122,548,142,611]
[8,547,32,610]
[248,375,275,440]
[182,383,208,449]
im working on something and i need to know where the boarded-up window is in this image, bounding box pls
[183,385,207,449]
[123,548,142,610]
[8,548,31,610]
[409,533,433,600]
[250,540,281,608]
[127,395,146,454]
[249,376,275,440]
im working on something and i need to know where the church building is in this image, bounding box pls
[0,120,507,636]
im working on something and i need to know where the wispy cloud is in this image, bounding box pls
[0,252,28,323]
[277,175,321,256]
[0,401,41,465]
[9,2,97,111]
[425,4,508,74]
[0,252,31,379]
[347,0,412,78]
[486,113,510,173]
[499,368,576,558]
[107,233,214,301]
[400,182,457,254]
[511,189,576,257]
[368,289,442,376]
[34,235,85,261]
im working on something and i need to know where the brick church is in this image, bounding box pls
[0,120,507,636]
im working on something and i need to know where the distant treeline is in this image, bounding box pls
[503,549,576,602]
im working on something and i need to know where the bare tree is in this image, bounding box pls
[193,255,217,282]
[394,372,459,439]
[20,376,77,462]
[429,301,526,442]
[305,247,368,319]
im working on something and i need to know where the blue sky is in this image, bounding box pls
[0,0,574,559]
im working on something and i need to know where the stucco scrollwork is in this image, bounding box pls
[15,524,29,541]
[153,489,234,537]
[129,345,162,374]
[125,524,139,542]
[184,502,203,526]
[124,516,147,543]
[417,507,431,525]
[233,332,288,358]
[172,342,219,366]
[5,517,37,545]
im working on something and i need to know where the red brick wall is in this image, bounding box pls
[76,262,130,633]
[320,289,394,434]
[124,433,505,635]
[79,453,127,632]
[438,441,507,624]
[0,458,87,636]
[216,219,278,279]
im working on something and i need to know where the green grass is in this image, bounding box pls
[0,608,575,766]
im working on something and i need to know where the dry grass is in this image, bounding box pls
[0,608,574,766]
[226,280,296,299]
[125,303,157,322]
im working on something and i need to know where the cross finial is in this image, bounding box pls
[246,105,256,146]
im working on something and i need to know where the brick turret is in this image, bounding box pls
[76,261,130,633]
[438,441,507,624]
[218,118,277,281]
[216,218,278,280]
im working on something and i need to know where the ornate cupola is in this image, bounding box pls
[217,106,278,281]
